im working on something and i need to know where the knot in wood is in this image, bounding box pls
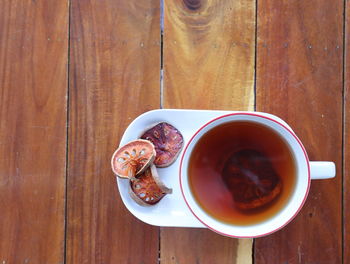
[183,0,202,11]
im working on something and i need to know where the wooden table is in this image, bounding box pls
[0,0,348,263]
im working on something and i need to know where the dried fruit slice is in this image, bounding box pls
[111,139,156,179]
[129,165,172,206]
[222,149,282,210]
[140,122,184,167]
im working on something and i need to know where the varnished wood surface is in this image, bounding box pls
[161,0,255,262]
[345,1,350,262]
[255,0,343,263]
[0,0,347,263]
[161,229,253,264]
[0,0,68,263]
[67,0,160,263]
[163,0,255,110]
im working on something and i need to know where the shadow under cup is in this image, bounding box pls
[180,114,310,238]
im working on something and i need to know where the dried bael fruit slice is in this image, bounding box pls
[111,139,156,179]
[222,149,282,211]
[140,122,184,167]
[129,165,172,206]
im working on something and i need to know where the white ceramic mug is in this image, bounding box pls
[179,112,335,238]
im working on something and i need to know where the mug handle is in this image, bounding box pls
[310,161,336,179]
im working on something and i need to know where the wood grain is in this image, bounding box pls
[0,0,68,263]
[344,1,350,262]
[255,0,343,263]
[163,0,255,110]
[67,0,160,263]
[161,230,253,264]
[160,228,241,264]
[161,0,255,263]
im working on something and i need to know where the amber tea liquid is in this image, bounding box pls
[188,121,296,225]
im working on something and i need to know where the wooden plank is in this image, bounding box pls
[0,1,68,263]
[67,0,161,263]
[163,0,255,111]
[161,230,252,264]
[255,0,343,263]
[161,0,255,263]
[344,1,350,262]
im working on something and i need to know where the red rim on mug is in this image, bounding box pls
[179,113,311,238]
